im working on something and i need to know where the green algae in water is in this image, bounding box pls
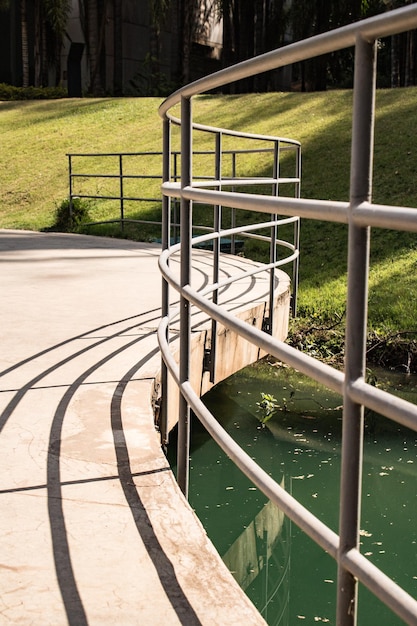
[169,363,417,625]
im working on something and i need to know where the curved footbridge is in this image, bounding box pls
[0,229,290,625]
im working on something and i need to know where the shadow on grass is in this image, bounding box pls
[33,87,417,321]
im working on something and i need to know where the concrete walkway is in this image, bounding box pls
[0,230,267,625]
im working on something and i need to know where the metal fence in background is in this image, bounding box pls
[67,144,300,252]
[67,151,163,230]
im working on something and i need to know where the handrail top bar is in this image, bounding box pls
[167,114,301,146]
[187,177,301,187]
[159,4,417,119]
[67,151,163,157]
[162,181,349,223]
[162,183,417,233]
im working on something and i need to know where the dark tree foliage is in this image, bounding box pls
[4,0,417,94]
[219,0,417,91]
[220,0,290,92]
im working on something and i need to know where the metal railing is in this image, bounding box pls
[158,4,417,626]
[67,151,163,230]
[67,147,299,245]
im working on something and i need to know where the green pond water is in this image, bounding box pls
[168,363,417,625]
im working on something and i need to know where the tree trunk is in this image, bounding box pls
[43,17,50,86]
[313,0,328,90]
[404,30,415,87]
[113,0,123,94]
[34,0,43,86]
[87,0,102,94]
[181,0,194,84]
[391,34,400,87]
[149,0,163,92]
[20,0,29,87]
[235,0,254,91]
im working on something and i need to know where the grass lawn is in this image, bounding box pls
[1,91,417,361]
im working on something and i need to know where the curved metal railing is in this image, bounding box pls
[158,5,417,625]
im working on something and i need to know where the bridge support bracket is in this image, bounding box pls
[203,348,213,373]
[262,317,272,334]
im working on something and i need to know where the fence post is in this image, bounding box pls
[267,140,280,335]
[173,152,179,244]
[230,152,236,255]
[177,96,192,498]
[68,155,73,222]
[336,34,377,626]
[160,119,171,447]
[208,131,222,382]
[292,144,302,317]
[119,154,124,232]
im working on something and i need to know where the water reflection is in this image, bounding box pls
[169,364,417,625]
[223,488,290,626]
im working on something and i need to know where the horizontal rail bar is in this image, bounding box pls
[162,242,417,433]
[67,151,164,157]
[68,146,297,158]
[162,183,349,223]
[342,548,417,624]
[71,173,161,180]
[158,318,417,624]
[188,216,300,246]
[72,194,162,202]
[190,177,300,187]
[157,317,340,556]
[168,116,301,146]
[353,201,417,233]
[162,214,298,298]
[164,184,417,233]
[348,378,417,432]
[83,218,163,227]
[158,250,344,395]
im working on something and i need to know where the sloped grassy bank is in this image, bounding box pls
[1,91,416,369]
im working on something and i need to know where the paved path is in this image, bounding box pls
[0,230,266,625]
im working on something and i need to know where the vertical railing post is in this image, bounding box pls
[230,152,236,255]
[267,140,280,335]
[209,131,222,382]
[173,151,179,243]
[119,154,124,232]
[160,118,171,447]
[337,34,377,626]
[292,144,302,317]
[177,96,192,497]
[68,154,73,223]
